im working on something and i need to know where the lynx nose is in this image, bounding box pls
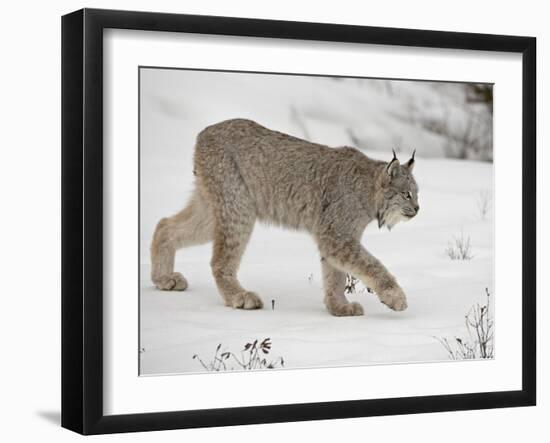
[414,204,420,213]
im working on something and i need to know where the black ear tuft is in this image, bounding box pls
[404,149,416,171]
[387,153,400,177]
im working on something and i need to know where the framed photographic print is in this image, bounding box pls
[61,8,536,435]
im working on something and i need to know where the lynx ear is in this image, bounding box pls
[404,149,416,171]
[387,149,400,177]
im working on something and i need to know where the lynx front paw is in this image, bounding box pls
[154,272,188,291]
[379,286,408,311]
[328,301,364,317]
[230,291,264,310]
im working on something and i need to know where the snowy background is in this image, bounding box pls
[139,68,493,375]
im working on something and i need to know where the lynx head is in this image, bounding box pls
[378,150,420,230]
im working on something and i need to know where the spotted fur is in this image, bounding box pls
[151,119,419,316]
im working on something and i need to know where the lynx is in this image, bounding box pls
[151,119,420,317]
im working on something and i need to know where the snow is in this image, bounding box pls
[139,68,493,375]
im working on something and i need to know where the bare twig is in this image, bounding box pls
[193,338,285,371]
[435,288,494,360]
[345,274,358,295]
[445,230,473,260]
[477,190,492,220]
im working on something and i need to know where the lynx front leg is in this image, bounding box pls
[321,259,364,316]
[317,235,408,312]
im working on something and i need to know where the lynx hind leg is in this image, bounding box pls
[150,190,214,291]
[210,212,263,310]
[321,259,364,317]
[199,170,262,311]
[154,272,188,291]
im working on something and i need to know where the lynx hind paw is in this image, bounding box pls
[329,301,364,317]
[155,272,188,291]
[230,291,264,310]
[379,287,408,311]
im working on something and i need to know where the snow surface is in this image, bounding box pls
[139,68,493,375]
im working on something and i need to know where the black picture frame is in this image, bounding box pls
[61,8,536,435]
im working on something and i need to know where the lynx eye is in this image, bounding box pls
[403,191,412,200]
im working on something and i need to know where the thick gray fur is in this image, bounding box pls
[151,119,419,316]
